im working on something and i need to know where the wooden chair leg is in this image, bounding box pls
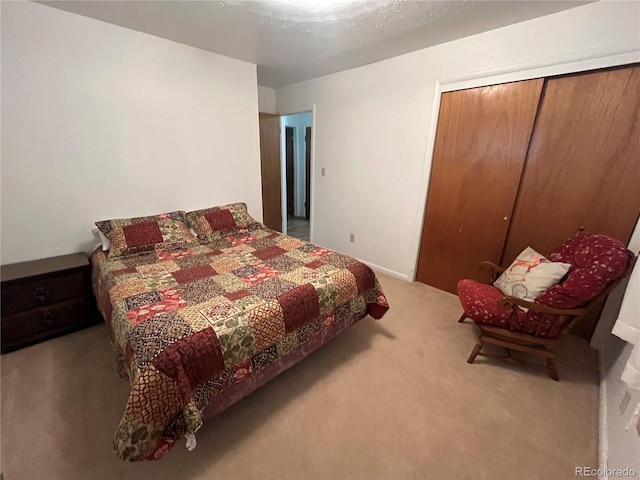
[546,357,560,381]
[458,313,467,323]
[467,340,483,364]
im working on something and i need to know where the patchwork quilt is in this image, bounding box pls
[91,226,389,461]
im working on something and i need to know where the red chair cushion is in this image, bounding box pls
[458,279,570,338]
[457,279,526,329]
[457,233,633,340]
[538,233,632,309]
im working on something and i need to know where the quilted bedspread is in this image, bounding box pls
[91,225,389,461]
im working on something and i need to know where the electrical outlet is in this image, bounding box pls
[349,233,355,243]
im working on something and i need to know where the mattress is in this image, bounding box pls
[91,225,389,461]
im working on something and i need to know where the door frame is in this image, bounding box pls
[285,126,295,217]
[279,106,316,240]
[408,51,640,283]
[305,126,311,219]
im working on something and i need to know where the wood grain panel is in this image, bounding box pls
[259,113,282,231]
[416,79,544,293]
[503,66,640,265]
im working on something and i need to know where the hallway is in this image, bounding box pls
[287,216,309,241]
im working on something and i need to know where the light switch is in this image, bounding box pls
[321,167,325,176]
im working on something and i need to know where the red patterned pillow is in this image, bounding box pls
[185,203,261,243]
[537,233,633,309]
[95,211,199,260]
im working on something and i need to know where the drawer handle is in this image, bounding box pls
[42,311,56,326]
[34,286,50,302]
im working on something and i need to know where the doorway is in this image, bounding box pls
[281,111,312,241]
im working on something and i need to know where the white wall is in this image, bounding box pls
[282,112,313,219]
[258,86,277,114]
[1,2,262,265]
[594,225,640,476]
[600,340,640,476]
[275,1,640,280]
[276,0,640,471]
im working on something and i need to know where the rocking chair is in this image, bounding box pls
[457,232,636,380]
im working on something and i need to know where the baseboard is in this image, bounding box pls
[357,259,408,281]
[599,353,609,479]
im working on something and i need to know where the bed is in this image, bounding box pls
[91,203,389,461]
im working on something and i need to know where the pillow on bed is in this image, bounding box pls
[95,211,199,259]
[97,229,111,251]
[186,202,261,242]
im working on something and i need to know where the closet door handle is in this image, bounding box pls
[503,216,508,221]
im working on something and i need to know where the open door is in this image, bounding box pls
[259,113,282,231]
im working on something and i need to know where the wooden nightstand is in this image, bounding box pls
[1,252,101,353]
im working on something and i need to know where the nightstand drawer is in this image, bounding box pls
[1,297,100,353]
[1,269,90,316]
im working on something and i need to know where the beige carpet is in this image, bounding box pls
[1,273,599,480]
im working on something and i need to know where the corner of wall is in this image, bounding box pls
[258,85,277,114]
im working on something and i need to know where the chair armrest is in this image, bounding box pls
[497,296,585,317]
[479,261,506,283]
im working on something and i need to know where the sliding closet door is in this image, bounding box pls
[503,66,640,264]
[416,79,544,293]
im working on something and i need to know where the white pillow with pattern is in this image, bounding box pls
[494,247,571,303]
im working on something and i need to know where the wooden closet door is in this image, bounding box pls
[502,66,640,264]
[416,79,544,293]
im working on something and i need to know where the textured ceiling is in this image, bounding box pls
[40,1,589,88]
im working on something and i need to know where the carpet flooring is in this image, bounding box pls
[1,272,599,480]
